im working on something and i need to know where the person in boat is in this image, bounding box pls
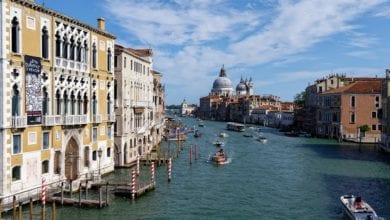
[218,148,224,157]
[354,196,362,209]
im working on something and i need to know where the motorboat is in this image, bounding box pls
[213,140,224,147]
[243,133,253,138]
[194,130,202,138]
[219,132,227,138]
[211,149,227,164]
[198,121,205,127]
[340,195,379,220]
[226,122,245,132]
[257,136,267,143]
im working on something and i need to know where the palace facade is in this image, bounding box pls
[0,0,115,199]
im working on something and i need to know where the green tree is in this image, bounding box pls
[293,91,306,107]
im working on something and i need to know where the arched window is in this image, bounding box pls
[55,31,61,57]
[70,92,75,115]
[76,40,81,62]
[42,160,49,174]
[41,26,49,59]
[77,92,82,115]
[92,43,97,68]
[83,93,88,114]
[70,37,75,60]
[12,166,21,181]
[107,93,111,114]
[62,35,68,59]
[63,91,68,115]
[55,90,61,115]
[42,87,49,115]
[83,40,88,63]
[11,17,20,53]
[107,48,112,71]
[12,85,20,116]
[92,92,97,115]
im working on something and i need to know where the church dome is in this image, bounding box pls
[236,82,247,91]
[211,65,234,96]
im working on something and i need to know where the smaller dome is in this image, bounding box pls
[236,82,247,91]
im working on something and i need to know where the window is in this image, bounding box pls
[107,48,112,71]
[70,37,75,60]
[372,112,377,118]
[351,96,355,107]
[372,124,377,131]
[350,112,355,124]
[55,31,61,57]
[124,57,126,68]
[11,17,20,53]
[62,35,68,59]
[92,93,97,115]
[84,147,90,167]
[76,40,81,62]
[93,127,97,142]
[42,160,49,174]
[41,26,49,59]
[54,151,61,174]
[13,134,21,154]
[114,55,117,68]
[107,126,112,139]
[42,132,50,150]
[92,150,97,161]
[107,148,111,157]
[92,43,97,69]
[42,87,49,115]
[318,86,322,93]
[12,166,21,181]
[330,79,334,84]
[379,124,382,131]
[12,85,20,116]
[375,96,380,108]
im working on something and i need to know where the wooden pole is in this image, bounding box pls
[61,182,64,205]
[52,201,56,220]
[99,186,102,208]
[105,182,109,206]
[0,198,2,220]
[70,180,73,199]
[79,182,82,207]
[195,145,198,160]
[13,195,16,220]
[190,145,192,165]
[29,197,33,220]
[85,180,88,199]
[18,202,22,220]
[41,206,45,220]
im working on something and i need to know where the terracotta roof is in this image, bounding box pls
[115,44,153,57]
[321,80,382,94]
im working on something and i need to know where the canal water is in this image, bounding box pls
[10,118,390,219]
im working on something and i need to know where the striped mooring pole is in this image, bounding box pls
[131,170,136,200]
[168,158,172,182]
[42,177,46,206]
[151,161,155,184]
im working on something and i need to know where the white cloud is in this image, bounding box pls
[103,0,386,104]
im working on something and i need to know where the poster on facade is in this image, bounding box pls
[25,55,42,125]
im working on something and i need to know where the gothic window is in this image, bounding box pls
[83,93,88,114]
[42,87,49,115]
[12,85,20,116]
[55,90,61,115]
[92,92,97,115]
[107,48,112,71]
[63,91,68,115]
[83,40,88,63]
[11,17,20,53]
[41,26,49,59]
[92,150,97,161]
[77,92,82,115]
[70,37,75,60]
[107,93,111,114]
[92,42,97,69]
[55,31,61,57]
[62,35,68,59]
[70,92,76,115]
[76,40,82,62]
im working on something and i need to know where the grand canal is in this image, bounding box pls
[11,118,390,219]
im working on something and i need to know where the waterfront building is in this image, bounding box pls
[380,69,390,152]
[317,79,382,142]
[113,45,164,166]
[180,98,196,116]
[0,0,116,199]
[151,70,165,149]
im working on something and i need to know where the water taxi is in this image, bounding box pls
[226,122,245,132]
[211,149,227,164]
[219,131,227,138]
[213,140,224,147]
[243,133,253,138]
[257,136,267,143]
[340,195,379,220]
[198,120,205,127]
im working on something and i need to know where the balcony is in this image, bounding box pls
[11,116,27,128]
[93,114,102,123]
[108,114,116,122]
[42,115,62,126]
[62,115,88,125]
[54,57,89,72]
[130,101,152,108]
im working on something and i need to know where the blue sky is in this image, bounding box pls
[41,0,390,105]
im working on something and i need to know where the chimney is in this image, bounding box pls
[97,17,105,31]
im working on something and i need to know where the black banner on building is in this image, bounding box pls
[25,55,42,125]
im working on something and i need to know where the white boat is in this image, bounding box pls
[226,122,245,132]
[257,136,267,143]
[213,140,225,147]
[219,132,227,138]
[340,195,379,220]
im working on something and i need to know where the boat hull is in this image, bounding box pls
[340,195,379,220]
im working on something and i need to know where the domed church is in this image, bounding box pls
[236,77,254,96]
[211,65,234,97]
